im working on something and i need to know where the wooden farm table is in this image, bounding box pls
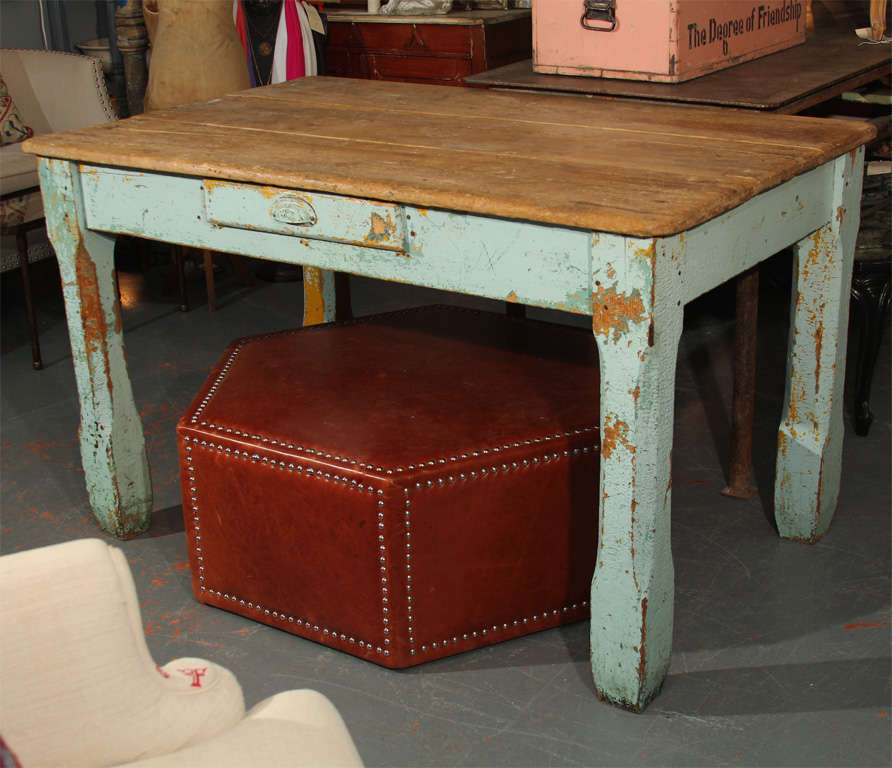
[24,77,874,712]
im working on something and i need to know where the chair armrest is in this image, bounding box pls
[117,690,364,767]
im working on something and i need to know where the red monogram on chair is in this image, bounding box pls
[177,667,207,687]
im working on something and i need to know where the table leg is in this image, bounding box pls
[774,149,864,543]
[589,235,683,711]
[302,266,337,326]
[722,267,759,499]
[38,158,152,538]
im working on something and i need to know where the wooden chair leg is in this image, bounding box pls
[722,267,759,499]
[15,226,43,370]
[203,249,216,312]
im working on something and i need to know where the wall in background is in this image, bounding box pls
[0,0,102,52]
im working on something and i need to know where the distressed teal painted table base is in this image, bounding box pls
[38,146,864,709]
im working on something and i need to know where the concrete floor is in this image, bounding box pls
[2,247,889,767]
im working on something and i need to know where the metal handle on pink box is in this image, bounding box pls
[581,0,617,31]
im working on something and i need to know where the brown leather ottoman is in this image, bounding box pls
[178,306,601,668]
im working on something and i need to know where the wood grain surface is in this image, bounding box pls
[465,28,892,113]
[24,76,875,236]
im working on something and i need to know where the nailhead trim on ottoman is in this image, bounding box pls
[178,305,601,668]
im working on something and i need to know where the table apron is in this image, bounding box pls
[77,159,839,315]
[78,165,594,315]
[676,161,837,304]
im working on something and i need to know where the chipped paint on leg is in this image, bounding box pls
[591,284,648,344]
[589,233,683,712]
[38,157,152,537]
[302,266,337,326]
[774,149,864,543]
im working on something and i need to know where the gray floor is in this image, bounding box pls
[2,248,889,767]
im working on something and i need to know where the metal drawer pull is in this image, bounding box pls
[581,0,617,31]
[271,195,317,226]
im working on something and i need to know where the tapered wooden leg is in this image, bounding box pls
[722,267,759,499]
[775,149,864,543]
[39,157,152,538]
[303,266,337,326]
[589,235,683,712]
[15,226,42,370]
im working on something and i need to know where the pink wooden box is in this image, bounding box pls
[533,0,807,83]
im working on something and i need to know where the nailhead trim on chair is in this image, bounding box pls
[8,49,116,122]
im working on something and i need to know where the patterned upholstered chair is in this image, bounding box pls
[0,48,115,369]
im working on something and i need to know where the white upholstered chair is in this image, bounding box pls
[0,539,363,767]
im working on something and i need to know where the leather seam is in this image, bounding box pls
[187,306,599,475]
[182,435,391,657]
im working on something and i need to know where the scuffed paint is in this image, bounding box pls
[591,285,647,343]
[303,266,330,326]
[600,414,634,460]
[637,597,648,689]
[365,212,396,245]
[814,322,823,395]
[74,241,112,385]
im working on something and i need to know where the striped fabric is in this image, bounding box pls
[233,0,318,86]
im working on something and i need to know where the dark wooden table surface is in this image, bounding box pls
[465,27,891,114]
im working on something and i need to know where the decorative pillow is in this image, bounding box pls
[0,75,34,146]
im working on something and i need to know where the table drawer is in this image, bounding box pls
[203,180,406,252]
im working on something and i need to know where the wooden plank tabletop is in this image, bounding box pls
[24,76,875,237]
[464,28,892,113]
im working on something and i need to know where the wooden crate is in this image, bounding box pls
[533,0,807,83]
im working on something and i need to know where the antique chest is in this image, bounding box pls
[178,306,600,667]
[533,0,807,82]
[325,9,532,85]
